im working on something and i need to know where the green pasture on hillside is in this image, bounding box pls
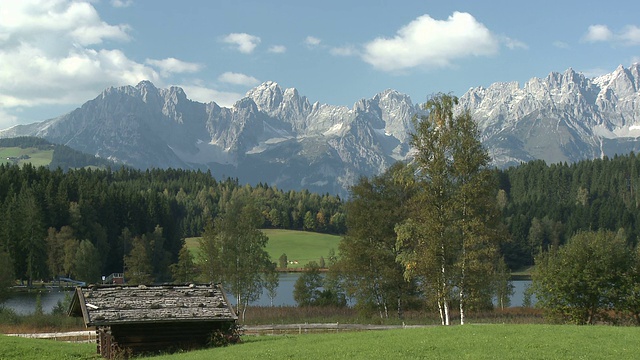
[185,229,341,268]
[262,229,340,267]
[4,324,640,359]
[0,147,53,167]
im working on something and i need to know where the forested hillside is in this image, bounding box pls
[499,154,640,268]
[0,164,345,284]
[2,149,640,286]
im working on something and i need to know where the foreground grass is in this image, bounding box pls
[186,229,341,267]
[3,324,640,359]
[0,335,98,359]
[152,324,640,359]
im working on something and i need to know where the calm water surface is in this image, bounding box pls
[2,275,533,313]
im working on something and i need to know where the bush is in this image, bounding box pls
[209,324,242,347]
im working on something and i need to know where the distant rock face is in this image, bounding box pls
[2,64,640,195]
[458,63,640,167]
[0,80,421,195]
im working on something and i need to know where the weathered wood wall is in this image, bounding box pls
[98,321,233,358]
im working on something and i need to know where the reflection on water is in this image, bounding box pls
[2,290,69,315]
[1,276,534,313]
[247,275,535,308]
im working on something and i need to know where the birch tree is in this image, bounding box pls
[199,194,271,321]
[396,93,502,325]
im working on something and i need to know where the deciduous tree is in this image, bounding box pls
[263,261,279,307]
[532,229,632,324]
[339,162,418,318]
[199,195,271,321]
[396,93,503,325]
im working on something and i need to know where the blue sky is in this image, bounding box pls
[1,0,639,129]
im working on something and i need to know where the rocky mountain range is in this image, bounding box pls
[1,63,639,196]
[463,64,640,167]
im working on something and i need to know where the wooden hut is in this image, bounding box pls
[68,283,238,358]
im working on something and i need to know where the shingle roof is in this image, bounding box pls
[68,283,237,327]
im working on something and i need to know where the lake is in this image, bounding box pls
[2,275,533,314]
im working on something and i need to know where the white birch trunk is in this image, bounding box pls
[459,288,465,325]
[444,299,450,326]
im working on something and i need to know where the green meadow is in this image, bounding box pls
[0,335,98,360]
[4,324,640,359]
[0,147,53,167]
[185,229,341,268]
[261,229,340,267]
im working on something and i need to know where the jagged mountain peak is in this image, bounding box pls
[2,64,640,196]
[136,80,157,91]
[245,81,284,111]
[375,88,405,100]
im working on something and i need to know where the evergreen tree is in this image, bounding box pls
[73,240,102,284]
[124,236,154,285]
[0,249,14,303]
[278,253,288,269]
[170,242,198,283]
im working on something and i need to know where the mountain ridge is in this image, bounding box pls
[2,63,640,195]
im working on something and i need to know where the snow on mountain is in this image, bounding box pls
[1,63,640,194]
[458,63,640,167]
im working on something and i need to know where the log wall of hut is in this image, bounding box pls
[98,321,233,357]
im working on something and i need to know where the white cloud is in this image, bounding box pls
[0,45,160,107]
[111,0,133,7]
[620,25,640,46]
[0,0,170,119]
[217,72,260,87]
[502,37,528,50]
[0,109,19,130]
[222,33,261,54]
[0,0,161,113]
[330,46,358,57]
[362,12,500,72]
[304,36,321,47]
[268,45,287,53]
[0,1,130,47]
[145,58,203,76]
[179,84,243,108]
[583,25,614,43]
[582,24,640,46]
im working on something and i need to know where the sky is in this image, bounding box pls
[1,0,639,130]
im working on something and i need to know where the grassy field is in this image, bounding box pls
[0,335,98,359]
[185,229,341,268]
[0,147,53,167]
[261,229,340,267]
[3,324,640,359]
